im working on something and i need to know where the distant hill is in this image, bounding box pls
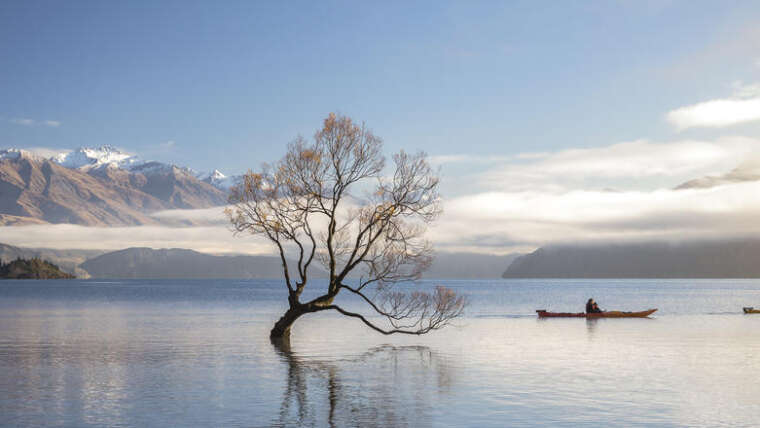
[0,258,74,279]
[502,240,760,278]
[0,243,102,278]
[78,247,519,280]
[80,247,323,279]
[424,252,521,279]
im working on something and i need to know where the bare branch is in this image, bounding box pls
[326,286,465,335]
[227,113,466,338]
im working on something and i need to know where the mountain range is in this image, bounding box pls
[503,240,760,278]
[0,146,238,226]
[80,247,306,279]
[5,239,760,279]
[0,241,520,279]
[80,248,521,280]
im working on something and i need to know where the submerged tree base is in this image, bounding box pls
[270,307,307,339]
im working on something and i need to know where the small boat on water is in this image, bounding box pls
[536,309,657,318]
[743,307,760,314]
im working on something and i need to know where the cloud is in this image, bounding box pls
[24,147,70,158]
[666,82,760,130]
[427,136,760,253]
[667,97,760,130]
[451,137,758,193]
[431,181,760,253]
[0,224,273,255]
[150,206,229,225]
[8,118,62,127]
[10,118,35,126]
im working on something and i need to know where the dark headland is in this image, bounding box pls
[0,258,75,279]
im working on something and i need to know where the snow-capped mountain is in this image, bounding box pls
[46,145,236,190]
[197,169,240,190]
[0,145,230,226]
[52,145,146,170]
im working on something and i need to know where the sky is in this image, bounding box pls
[2,1,760,254]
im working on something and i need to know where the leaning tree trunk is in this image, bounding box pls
[270,306,307,339]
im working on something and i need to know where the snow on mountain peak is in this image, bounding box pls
[197,169,238,189]
[52,145,144,170]
[196,169,224,180]
[2,145,237,191]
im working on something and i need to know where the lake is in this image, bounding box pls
[2,278,760,427]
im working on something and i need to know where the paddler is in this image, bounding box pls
[586,298,603,313]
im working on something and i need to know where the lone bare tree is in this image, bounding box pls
[228,113,466,339]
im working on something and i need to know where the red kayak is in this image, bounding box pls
[536,309,657,318]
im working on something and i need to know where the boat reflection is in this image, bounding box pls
[270,337,454,428]
[585,318,598,338]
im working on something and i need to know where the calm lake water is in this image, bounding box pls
[2,278,760,427]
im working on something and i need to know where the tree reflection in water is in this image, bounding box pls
[270,337,454,427]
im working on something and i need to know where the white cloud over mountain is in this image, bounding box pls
[8,118,61,127]
[428,136,760,253]
[0,224,272,255]
[433,181,760,254]
[667,97,760,130]
[4,135,759,256]
[666,82,760,130]
[456,137,758,193]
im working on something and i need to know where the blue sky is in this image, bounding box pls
[3,0,760,174]
[4,1,760,254]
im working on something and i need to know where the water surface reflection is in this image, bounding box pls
[4,279,760,427]
[270,337,453,427]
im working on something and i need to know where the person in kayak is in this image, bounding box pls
[586,298,603,313]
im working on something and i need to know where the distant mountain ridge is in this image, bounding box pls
[0,242,518,280]
[80,247,325,279]
[503,240,760,278]
[0,147,228,225]
[81,248,518,280]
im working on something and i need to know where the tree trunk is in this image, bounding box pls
[270,306,307,339]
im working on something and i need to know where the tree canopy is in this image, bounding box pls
[228,113,466,338]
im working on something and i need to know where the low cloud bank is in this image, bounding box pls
[6,181,759,257]
[437,137,758,196]
[0,224,271,255]
[432,181,760,253]
[475,137,757,192]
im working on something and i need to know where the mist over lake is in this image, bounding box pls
[2,278,759,427]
